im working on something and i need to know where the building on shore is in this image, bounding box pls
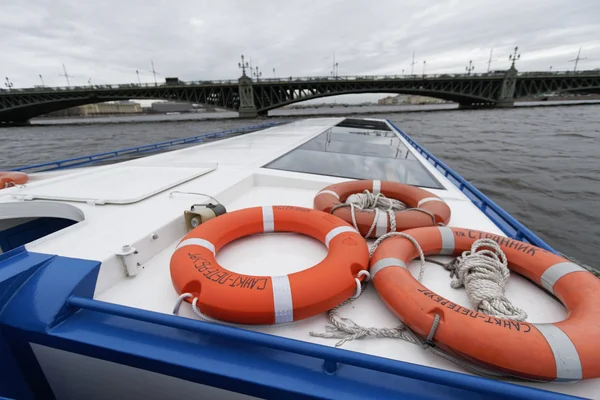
[79,102,142,115]
[42,102,142,117]
[402,95,445,105]
[150,102,196,113]
[377,94,447,105]
[377,95,401,105]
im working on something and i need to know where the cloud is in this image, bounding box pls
[1,0,599,91]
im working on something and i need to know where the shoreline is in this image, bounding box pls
[20,99,600,127]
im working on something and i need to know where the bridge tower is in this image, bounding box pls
[237,73,258,118]
[495,66,518,108]
[495,46,520,108]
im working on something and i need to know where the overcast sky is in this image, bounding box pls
[1,0,599,102]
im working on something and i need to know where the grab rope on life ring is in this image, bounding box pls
[0,171,28,189]
[170,205,370,325]
[369,226,600,382]
[313,180,451,238]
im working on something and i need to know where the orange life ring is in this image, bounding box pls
[313,180,451,237]
[170,205,369,325]
[370,226,600,382]
[0,171,28,189]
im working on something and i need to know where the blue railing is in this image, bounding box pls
[65,296,566,399]
[386,119,557,254]
[7,121,287,173]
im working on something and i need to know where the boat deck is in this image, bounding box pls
[0,117,595,399]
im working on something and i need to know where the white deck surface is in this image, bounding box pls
[0,117,595,397]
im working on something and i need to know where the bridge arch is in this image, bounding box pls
[559,86,600,95]
[257,88,496,112]
[0,92,238,125]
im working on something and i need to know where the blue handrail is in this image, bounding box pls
[66,296,567,399]
[7,121,287,173]
[386,119,557,254]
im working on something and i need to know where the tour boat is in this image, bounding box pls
[0,117,597,399]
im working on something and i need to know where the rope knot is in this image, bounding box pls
[309,309,415,347]
[331,190,407,238]
[446,238,527,321]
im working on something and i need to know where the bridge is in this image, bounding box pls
[1,67,599,125]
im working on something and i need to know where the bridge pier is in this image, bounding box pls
[237,74,259,118]
[494,100,515,108]
[238,108,258,118]
[494,67,518,108]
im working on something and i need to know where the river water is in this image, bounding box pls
[1,104,599,267]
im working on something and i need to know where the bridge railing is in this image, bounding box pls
[1,70,598,94]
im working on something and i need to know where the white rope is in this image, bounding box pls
[311,234,527,348]
[369,232,428,281]
[330,190,438,238]
[331,190,406,238]
[309,232,536,381]
[172,271,369,328]
[173,292,295,328]
[310,231,426,346]
[442,238,528,321]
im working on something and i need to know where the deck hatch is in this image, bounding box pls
[9,164,216,205]
[263,120,443,189]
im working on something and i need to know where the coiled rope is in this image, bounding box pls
[310,232,527,345]
[309,232,426,347]
[330,190,436,238]
[309,231,537,381]
[432,238,527,321]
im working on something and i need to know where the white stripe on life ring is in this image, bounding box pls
[325,226,357,248]
[437,226,455,255]
[316,190,340,200]
[533,323,582,382]
[262,206,275,232]
[375,210,388,237]
[271,274,294,324]
[540,262,586,295]
[370,257,407,278]
[417,197,445,208]
[372,180,381,195]
[176,238,216,256]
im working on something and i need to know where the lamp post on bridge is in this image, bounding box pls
[509,46,520,68]
[136,70,141,86]
[4,77,13,90]
[465,60,474,76]
[273,68,276,79]
[253,66,262,82]
[238,54,249,76]
[39,74,45,87]
[422,60,426,78]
